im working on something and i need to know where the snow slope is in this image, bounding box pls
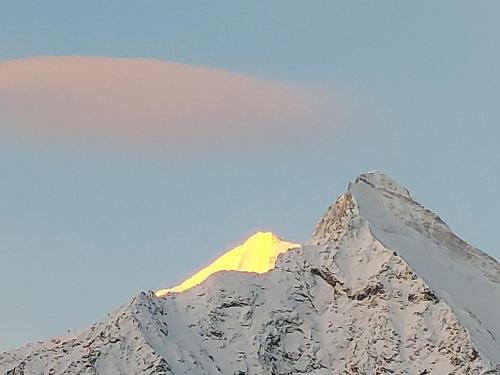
[1,172,499,374]
[349,173,500,363]
[156,232,299,295]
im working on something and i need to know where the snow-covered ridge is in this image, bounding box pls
[347,172,500,364]
[354,171,411,198]
[1,172,499,374]
[156,232,299,295]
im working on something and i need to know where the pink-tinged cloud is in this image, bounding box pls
[0,56,336,150]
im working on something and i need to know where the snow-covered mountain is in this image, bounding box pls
[156,232,300,296]
[1,172,499,374]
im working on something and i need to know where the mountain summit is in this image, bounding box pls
[2,172,499,374]
[156,232,300,295]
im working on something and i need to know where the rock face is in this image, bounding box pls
[1,172,499,374]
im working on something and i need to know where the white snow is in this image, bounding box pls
[1,171,499,374]
[350,172,500,363]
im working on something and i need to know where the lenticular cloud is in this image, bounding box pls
[0,56,330,150]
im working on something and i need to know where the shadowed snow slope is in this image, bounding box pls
[1,172,499,374]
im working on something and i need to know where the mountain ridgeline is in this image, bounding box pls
[1,172,499,374]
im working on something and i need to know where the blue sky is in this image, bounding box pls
[1,1,499,350]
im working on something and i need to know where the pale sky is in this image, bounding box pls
[1,1,499,350]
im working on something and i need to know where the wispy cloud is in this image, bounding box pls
[0,56,338,150]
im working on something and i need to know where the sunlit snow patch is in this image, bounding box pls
[155,232,300,296]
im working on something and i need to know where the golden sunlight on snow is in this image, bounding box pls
[155,232,300,296]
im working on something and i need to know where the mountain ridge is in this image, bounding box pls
[2,171,499,374]
[156,232,300,296]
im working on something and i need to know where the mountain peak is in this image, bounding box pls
[243,231,281,245]
[155,231,300,296]
[3,174,500,374]
[353,171,411,198]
